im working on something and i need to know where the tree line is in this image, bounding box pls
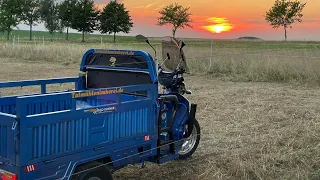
[0,0,133,42]
[0,0,308,42]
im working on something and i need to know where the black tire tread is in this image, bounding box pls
[74,161,113,180]
[178,119,201,159]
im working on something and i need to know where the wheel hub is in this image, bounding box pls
[179,124,198,155]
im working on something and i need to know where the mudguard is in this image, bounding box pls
[160,94,194,140]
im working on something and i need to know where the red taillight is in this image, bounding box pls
[144,135,150,141]
[0,169,17,180]
[24,165,36,173]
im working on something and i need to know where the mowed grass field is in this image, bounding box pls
[1,37,320,179]
[0,30,161,43]
[1,36,320,85]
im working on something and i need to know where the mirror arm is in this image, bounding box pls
[136,34,159,74]
[147,41,157,58]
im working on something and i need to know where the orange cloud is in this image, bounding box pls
[135,3,157,9]
[154,5,165,11]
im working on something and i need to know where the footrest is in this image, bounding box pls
[157,154,179,164]
[160,127,172,133]
[160,140,174,146]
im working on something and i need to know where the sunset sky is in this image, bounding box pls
[19,0,320,40]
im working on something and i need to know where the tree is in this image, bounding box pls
[98,0,133,42]
[157,3,192,37]
[71,0,98,42]
[57,18,65,35]
[58,0,77,40]
[21,0,41,41]
[265,0,306,41]
[39,0,59,42]
[0,0,23,40]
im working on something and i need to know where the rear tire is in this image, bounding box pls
[178,119,200,159]
[74,161,113,180]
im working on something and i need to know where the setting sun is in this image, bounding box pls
[203,17,234,34]
[214,25,223,33]
[204,24,233,34]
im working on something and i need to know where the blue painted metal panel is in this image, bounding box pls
[0,77,79,89]
[19,101,154,165]
[18,137,158,180]
[31,118,90,159]
[16,84,157,166]
[25,98,72,116]
[0,96,18,115]
[0,73,161,180]
[0,113,17,165]
[0,124,8,158]
[79,49,95,72]
[0,104,16,115]
[0,77,79,116]
[15,84,155,116]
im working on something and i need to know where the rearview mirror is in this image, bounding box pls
[136,34,149,43]
[179,40,186,50]
[136,34,157,60]
[166,53,171,60]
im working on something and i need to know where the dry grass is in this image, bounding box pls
[111,75,320,180]
[186,43,320,85]
[0,41,320,85]
[1,41,320,179]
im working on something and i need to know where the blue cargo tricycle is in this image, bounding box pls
[0,35,200,180]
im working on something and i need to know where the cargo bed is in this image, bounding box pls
[0,77,157,179]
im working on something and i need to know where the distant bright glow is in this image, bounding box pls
[214,26,223,33]
[203,17,234,34]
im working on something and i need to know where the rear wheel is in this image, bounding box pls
[74,161,113,180]
[178,119,200,159]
